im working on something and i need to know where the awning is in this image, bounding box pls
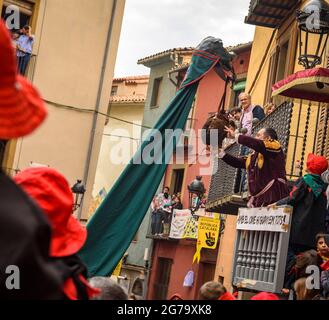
[233,80,246,92]
[272,67,329,103]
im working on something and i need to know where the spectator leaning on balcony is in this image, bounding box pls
[153,187,172,236]
[16,25,34,75]
[220,127,289,207]
[239,93,265,136]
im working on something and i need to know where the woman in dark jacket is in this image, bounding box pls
[275,154,328,292]
[276,154,328,253]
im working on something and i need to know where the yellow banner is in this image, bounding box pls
[112,258,123,277]
[193,216,220,264]
[183,216,198,239]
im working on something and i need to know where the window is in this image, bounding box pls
[1,0,35,28]
[171,169,185,195]
[153,258,173,300]
[264,46,280,104]
[276,41,289,82]
[184,98,195,131]
[150,77,163,108]
[111,85,118,96]
[232,80,246,107]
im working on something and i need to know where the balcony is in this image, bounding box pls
[146,206,225,241]
[245,0,300,28]
[19,53,37,82]
[206,101,294,215]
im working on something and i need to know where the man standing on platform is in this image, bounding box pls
[219,126,289,207]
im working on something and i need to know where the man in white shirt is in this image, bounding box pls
[239,93,265,136]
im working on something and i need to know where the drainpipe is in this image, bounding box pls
[169,52,179,87]
[78,0,118,220]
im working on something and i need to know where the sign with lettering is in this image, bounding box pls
[193,217,220,263]
[169,209,192,239]
[236,206,292,232]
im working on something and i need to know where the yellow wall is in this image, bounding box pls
[92,103,144,199]
[8,0,126,220]
[215,215,237,291]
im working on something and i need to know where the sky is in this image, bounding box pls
[114,0,255,77]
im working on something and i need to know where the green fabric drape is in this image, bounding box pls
[78,50,222,276]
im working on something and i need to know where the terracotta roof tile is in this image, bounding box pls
[137,47,194,65]
[110,95,146,103]
[113,75,149,82]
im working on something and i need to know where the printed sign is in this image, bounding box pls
[169,209,192,239]
[88,187,107,219]
[236,206,292,232]
[183,216,198,239]
[194,208,220,219]
[193,216,220,264]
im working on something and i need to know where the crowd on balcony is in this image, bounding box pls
[151,186,183,237]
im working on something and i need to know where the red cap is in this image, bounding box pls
[251,292,279,300]
[218,292,236,300]
[0,21,47,139]
[307,153,328,175]
[14,167,87,257]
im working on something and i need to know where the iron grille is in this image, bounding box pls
[206,101,294,214]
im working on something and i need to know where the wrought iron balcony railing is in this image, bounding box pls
[206,101,294,215]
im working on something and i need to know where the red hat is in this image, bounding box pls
[218,292,236,300]
[0,21,47,139]
[14,167,87,257]
[251,292,279,300]
[306,153,328,175]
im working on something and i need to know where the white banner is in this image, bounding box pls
[236,206,292,232]
[169,209,192,239]
[194,208,219,219]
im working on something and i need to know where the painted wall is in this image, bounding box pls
[147,240,218,300]
[5,0,126,220]
[156,47,251,298]
[163,49,252,208]
[92,104,144,198]
[141,60,178,133]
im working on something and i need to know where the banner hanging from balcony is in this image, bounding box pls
[193,216,220,264]
[272,67,329,103]
[78,37,235,276]
[169,209,193,239]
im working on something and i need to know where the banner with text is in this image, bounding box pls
[193,217,220,264]
[169,209,192,239]
[236,206,292,232]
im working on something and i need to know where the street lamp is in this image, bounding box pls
[188,176,206,213]
[297,0,329,69]
[71,179,86,212]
